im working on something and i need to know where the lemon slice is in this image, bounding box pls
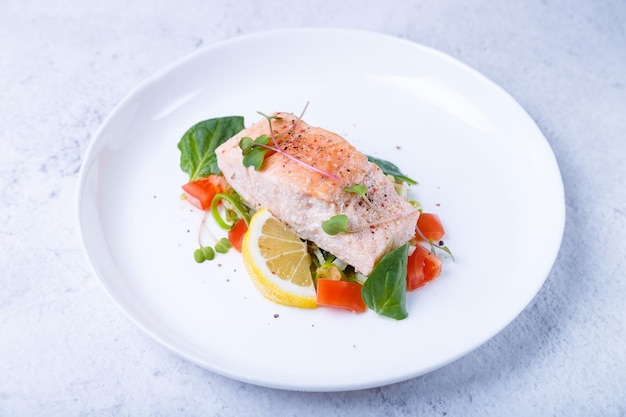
[241,208,317,308]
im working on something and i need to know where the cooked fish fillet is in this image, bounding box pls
[216,112,419,275]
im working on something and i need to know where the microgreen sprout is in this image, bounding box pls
[321,214,350,235]
[194,191,250,263]
[322,208,420,236]
[323,172,420,237]
[430,241,454,260]
[343,183,379,211]
[238,104,341,181]
[194,245,216,263]
[343,184,368,198]
[240,135,272,170]
[215,238,232,254]
[202,246,216,260]
[193,235,232,263]
[414,226,455,261]
[194,248,206,263]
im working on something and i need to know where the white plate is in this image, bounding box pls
[77,29,565,391]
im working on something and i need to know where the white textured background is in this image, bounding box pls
[1,1,625,416]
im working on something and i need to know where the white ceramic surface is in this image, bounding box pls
[77,29,565,391]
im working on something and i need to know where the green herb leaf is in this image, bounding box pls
[367,155,417,185]
[242,147,270,170]
[321,214,349,235]
[344,184,368,197]
[239,136,255,152]
[178,116,245,181]
[257,111,282,122]
[240,135,272,171]
[361,243,409,320]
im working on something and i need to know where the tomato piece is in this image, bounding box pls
[227,218,247,252]
[182,175,228,210]
[406,245,442,291]
[407,245,427,291]
[423,250,442,282]
[416,213,445,242]
[316,279,367,313]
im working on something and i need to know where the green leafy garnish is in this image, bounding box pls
[240,134,272,170]
[238,112,283,171]
[344,183,378,211]
[361,243,409,320]
[344,184,368,197]
[193,248,206,263]
[238,107,341,180]
[194,246,215,263]
[367,155,417,185]
[333,184,372,234]
[257,111,283,124]
[214,237,232,254]
[321,214,349,235]
[178,116,245,181]
[323,182,410,236]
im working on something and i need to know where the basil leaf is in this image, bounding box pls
[366,155,417,185]
[178,116,245,181]
[362,243,409,320]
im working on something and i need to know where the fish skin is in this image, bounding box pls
[216,112,419,275]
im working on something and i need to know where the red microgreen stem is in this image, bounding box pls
[198,210,219,247]
[260,103,341,182]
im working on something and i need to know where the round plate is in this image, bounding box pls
[77,28,565,391]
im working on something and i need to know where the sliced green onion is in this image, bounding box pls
[210,192,251,230]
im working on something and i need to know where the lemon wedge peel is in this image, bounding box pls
[241,208,317,309]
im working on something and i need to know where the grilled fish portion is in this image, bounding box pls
[216,112,418,275]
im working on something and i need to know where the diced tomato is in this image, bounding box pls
[316,279,367,313]
[227,218,247,252]
[407,245,427,291]
[423,250,442,282]
[416,213,445,242]
[182,175,229,210]
[406,245,442,291]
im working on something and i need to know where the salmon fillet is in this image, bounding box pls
[216,112,419,275]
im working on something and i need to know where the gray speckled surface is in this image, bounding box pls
[1,0,625,415]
